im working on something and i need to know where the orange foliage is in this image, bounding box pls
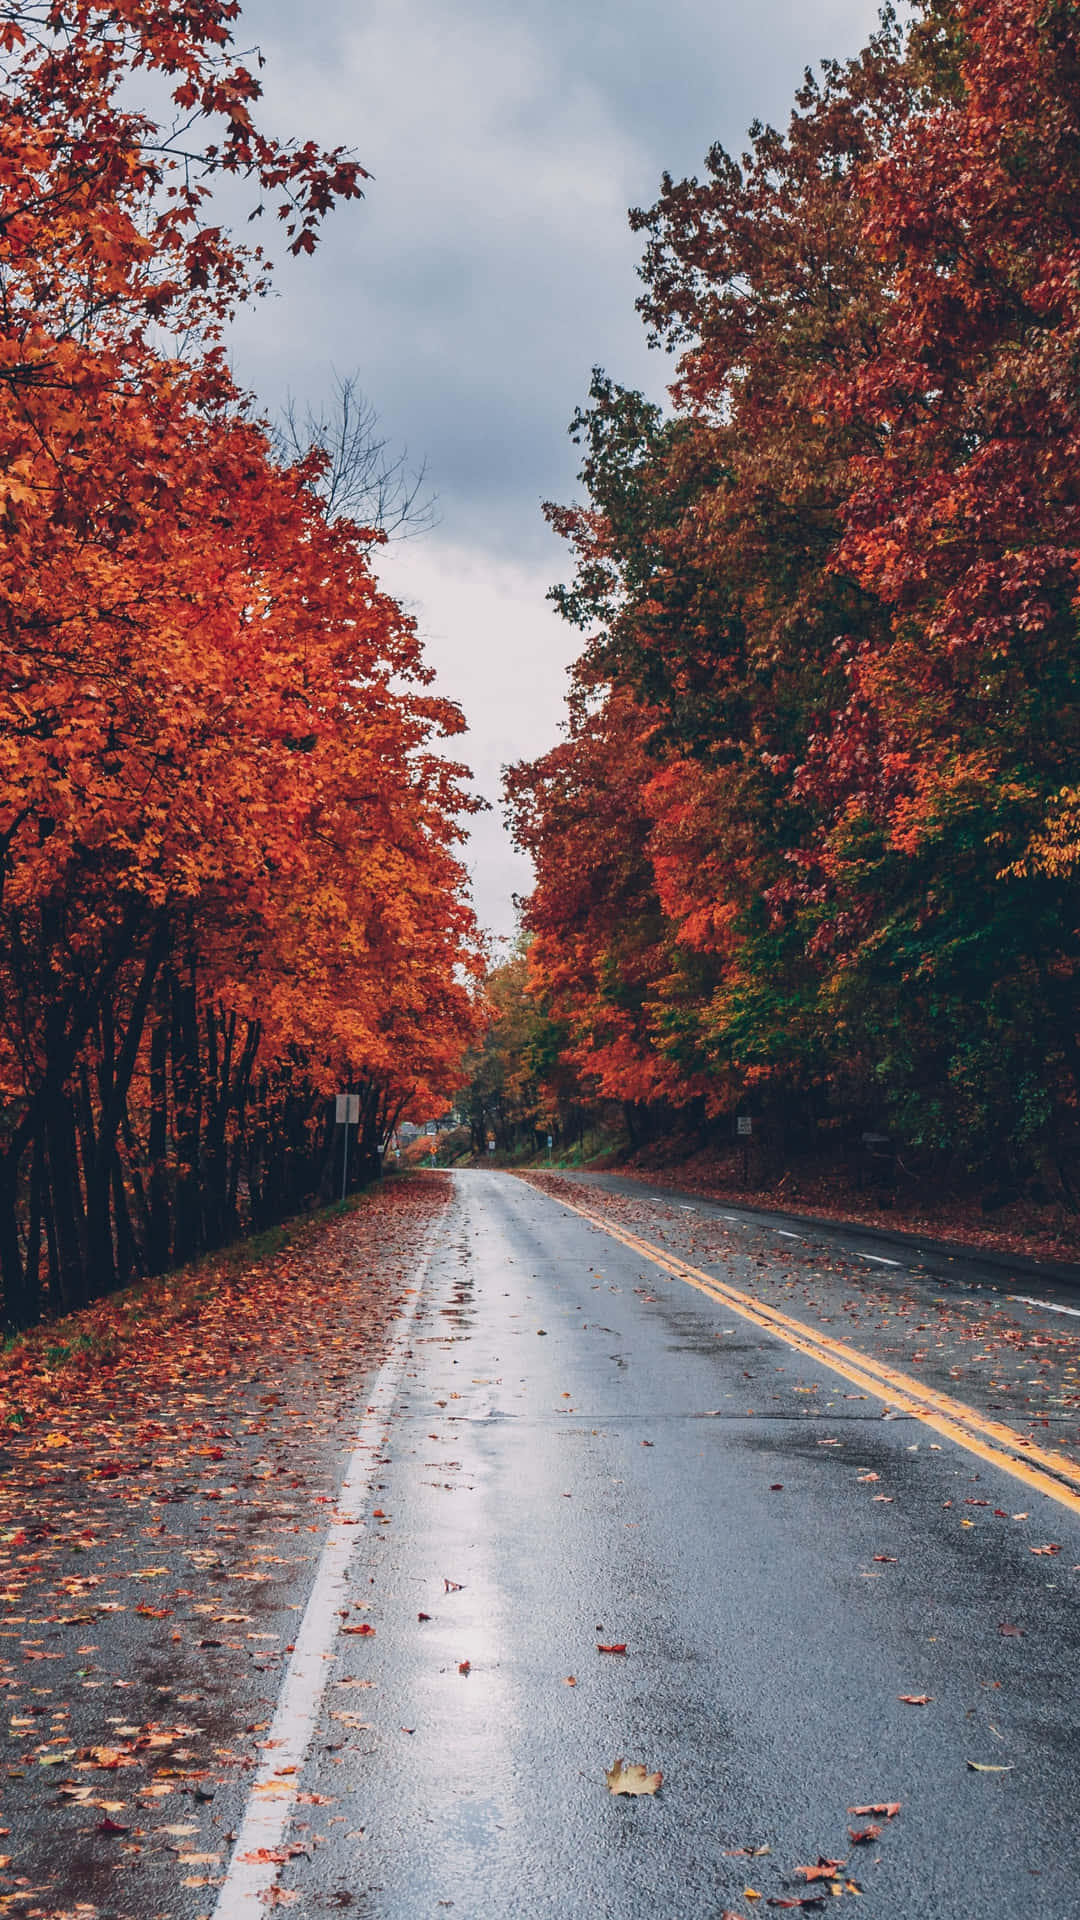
[0,2,481,1321]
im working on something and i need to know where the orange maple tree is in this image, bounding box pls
[0,1,482,1322]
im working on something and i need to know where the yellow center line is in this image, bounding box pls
[544,1187,1080,1518]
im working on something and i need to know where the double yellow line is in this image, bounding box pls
[550,1189,1080,1517]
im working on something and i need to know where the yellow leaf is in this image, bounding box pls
[605,1757,662,1796]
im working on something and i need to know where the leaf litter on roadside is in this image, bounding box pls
[0,1179,449,1903]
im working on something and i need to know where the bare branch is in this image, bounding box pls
[271,370,437,542]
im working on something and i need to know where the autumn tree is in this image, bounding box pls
[0,0,482,1323]
[458,948,549,1154]
[511,0,1080,1196]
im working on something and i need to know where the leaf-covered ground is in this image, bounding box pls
[0,1173,448,1919]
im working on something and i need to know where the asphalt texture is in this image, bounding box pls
[539,1169,1080,1472]
[3,1167,1080,1919]
[571,1167,1080,1294]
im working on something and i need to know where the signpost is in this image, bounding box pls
[736,1114,752,1185]
[547,1133,553,1164]
[336,1092,360,1201]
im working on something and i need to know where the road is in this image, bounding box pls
[3,1167,1080,1919]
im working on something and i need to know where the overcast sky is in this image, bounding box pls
[228,0,882,945]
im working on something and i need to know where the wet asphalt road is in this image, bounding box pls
[4,1168,1079,1919]
[259,1169,1080,1919]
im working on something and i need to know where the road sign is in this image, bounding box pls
[487,1135,496,1152]
[736,1115,752,1137]
[336,1093,360,1202]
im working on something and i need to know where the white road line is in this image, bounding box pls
[212,1247,433,1920]
[1009,1293,1080,1319]
[776,1230,802,1239]
[857,1253,902,1267]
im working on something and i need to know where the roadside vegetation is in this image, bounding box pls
[0,2,481,1329]
[492,2,1080,1248]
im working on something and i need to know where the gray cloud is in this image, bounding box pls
[226,0,883,934]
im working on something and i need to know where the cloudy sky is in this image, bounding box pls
[228,0,882,944]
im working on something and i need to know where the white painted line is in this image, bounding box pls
[1009,1293,1080,1319]
[678,1204,697,1212]
[212,1249,433,1919]
[776,1230,802,1240]
[857,1253,902,1267]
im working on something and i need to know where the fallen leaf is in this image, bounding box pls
[95,1817,129,1835]
[967,1761,1013,1773]
[848,1826,880,1844]
[458,1660,471,1676]
[605,1758,662,1796]
[88,1747,136,1770]
[848,1803,900,1818]
[238,1845,308,1864]
[340,1624,375,1637]
[796,1858,846,1882]
[898,1694,932,1705]
[998,1622,1024,1638]
[564,1676,577,1686]
[597,1643,627,1655]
